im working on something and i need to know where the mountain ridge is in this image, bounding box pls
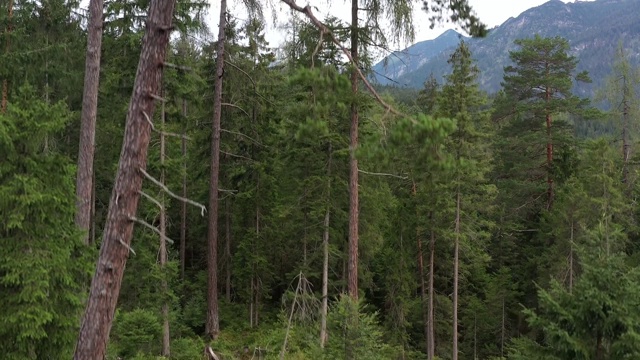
[371,0,640,95]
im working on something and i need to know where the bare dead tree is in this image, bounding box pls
[73,0,178,357]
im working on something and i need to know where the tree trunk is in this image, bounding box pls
[428,226,436,360]
[1,0,13,114]
[622,75,630,185]
[205,0,227,340]
[452,190,460,360]
[73,0,177,357]
[347,0,360,301]
[160,94,170,357]
[180,99,187,280]
[75,0,104,244]
[545,80,554,208]
[225,198,232,302]
[320,143,332,348]
[418,227,428,354]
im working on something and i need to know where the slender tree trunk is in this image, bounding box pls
[160,94,170,357]
[225,198,232,302]
[569,216,574,292]
[205,0,227,340]
[1,0,13,114]
[347,0,360,301]
[428,226,436,360]
[545,81,554,208]
[73,0,177,357]
[452,190,461,360]
[501,296,505,358]
[418,229,428,354]
[320,143,332,348]
[91,169,96,244]
[180,100,187,280]
[622,75,630,185]
[75,0,104,244]
[413,182,429,354]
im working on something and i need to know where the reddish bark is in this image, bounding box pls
[75,0,104,244]
[347,0,360,301]
[206,0,227,340]
[73,0,177,357]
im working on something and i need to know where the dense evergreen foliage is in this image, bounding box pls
[2,0,640,359]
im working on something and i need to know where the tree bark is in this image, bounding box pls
[75,0,104,244]
[225,198,232,302]
[320,143,332,348]
[205,0,227,340]
[622,74,630,185]
[428,225,436,359]
[1,0,13,114]
[347,0,360,301]
[452,190,460,360]
[73,0,177,357]
[160,94,170,357]
[180,100,187,280]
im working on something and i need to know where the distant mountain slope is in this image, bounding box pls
[372,0,640,96]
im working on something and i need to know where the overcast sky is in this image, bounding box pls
[211,0,589,50]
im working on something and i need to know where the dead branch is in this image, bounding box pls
[224,60,256,89]
[162,61,192,72]
[221,150,254,162]
[129,215,175,244]
[205,346,221,360]
[139,168,207,216]
[149,93,168,102]
[142,111,191,140]
[139,190,164,210]
[221,102,251,118]
[358,169,408,180]
[221,128,265,147]
[118,236,136,256]
[280,0,403,117]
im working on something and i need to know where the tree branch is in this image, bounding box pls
[279,0,403,117]
[358,169,408,179]
[139,168,207,216]
[129,215,175,245]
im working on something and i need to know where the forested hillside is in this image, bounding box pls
[2,0,640,359]
[373,0,640,96]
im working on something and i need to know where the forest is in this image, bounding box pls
[1,0,640,359]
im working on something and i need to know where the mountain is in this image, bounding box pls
[372,0,640,96]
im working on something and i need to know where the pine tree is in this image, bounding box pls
[0,85,90,359]
[435,40,494,360]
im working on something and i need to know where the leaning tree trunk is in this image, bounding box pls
[75,0,104,244]
[73,0,177,357]
[205,0,227,340]
[347,0,360,301]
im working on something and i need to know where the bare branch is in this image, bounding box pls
[358,169,408,179]
[221,150,254,162]
[221,128,264,147]
[279,0,403,117]
[139,190,164,210]
[162,61,192,72]
[222,102,251,118]
[142,111,191,140]
[139,168,207,216]
[224,60,256,89]
[149,93,168,102]
[118,236,137,256]
[129,215,175,244]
